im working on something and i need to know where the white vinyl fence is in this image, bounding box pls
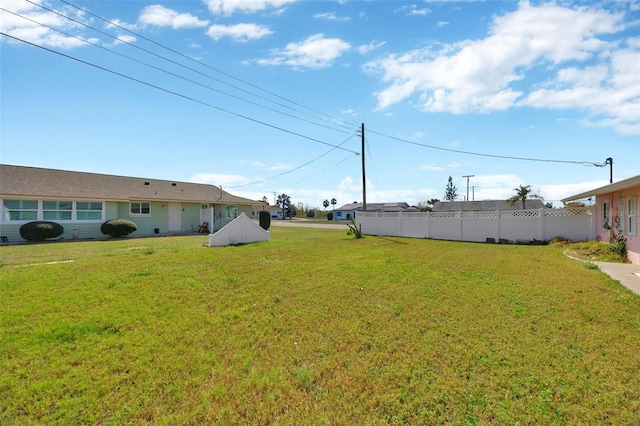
[355,207,596,243]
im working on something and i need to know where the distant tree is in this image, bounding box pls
[276,193,291,220]
[507,185,543,209]
[418,198,441,212]
[444,176,458,201]
[323,199,330,211]
[331,198,337,211]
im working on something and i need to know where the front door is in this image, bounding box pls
[168,203,182,232]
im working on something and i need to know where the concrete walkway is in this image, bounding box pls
[594,262,640,296]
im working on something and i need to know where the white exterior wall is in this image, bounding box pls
[356,207,596,243]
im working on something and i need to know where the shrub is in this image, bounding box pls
[327,212,334,221]
[609,232,627,257]
[101,219,137,238]
[258,211,271,230]
[19,221,64,242]
[346,218,363,239]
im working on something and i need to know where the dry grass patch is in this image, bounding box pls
[1,229,639,425]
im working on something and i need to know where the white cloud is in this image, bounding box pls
[204,0,296,16]
[189,173,251,187]
[113,34,137,46]
[258,34,351,69]
[358,40,386,55]
[364,1,637,134]
[206,23,273,42]
[0,0,97,48]
[395,5,431,16]
[338,175,360,191]
[314,12,351,22]
[139,5,209,29]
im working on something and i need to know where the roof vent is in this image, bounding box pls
[144,182,150,185]
[172,183,177,186]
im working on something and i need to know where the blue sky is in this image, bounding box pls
[2,0,639,209]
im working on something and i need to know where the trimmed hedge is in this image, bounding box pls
[19,221,64,242]
[101,219,137,237]
[259,210,271,230]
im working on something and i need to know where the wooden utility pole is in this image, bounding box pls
[462,175,474,201]
[360,123,366,211]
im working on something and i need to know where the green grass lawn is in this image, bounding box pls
[1,228,639,425]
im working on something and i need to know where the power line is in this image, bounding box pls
[14,2,353,135]
[58,0,358,132]
[0,31,360,155]
[229,133,358,188]
[367,128,609,167]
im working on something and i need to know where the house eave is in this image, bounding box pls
[561,175,640,203]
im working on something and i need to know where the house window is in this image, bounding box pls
[43,200,72,220]
[603,201,611,230]
[629,197,637,236]
[3,199,38,221]
[77,202,103,220]
[225,205,238,219]
[130,202,151,216]
[618,198,625,233]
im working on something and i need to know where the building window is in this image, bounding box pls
[603,201,611,230]
[43,200,72,220]
[77,202,103,220]
[225,205,238,219]
[618,198,625,233]
[130,202,151,216]
[3,199,38,221]
[629,197,637,236]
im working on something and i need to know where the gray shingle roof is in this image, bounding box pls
[0,164,260,205]
[335,202,417,212]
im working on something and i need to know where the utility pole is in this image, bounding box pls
[359,123,366,211]
[471,185,479,201]
[462,175,474,201]
[606,157,613,184]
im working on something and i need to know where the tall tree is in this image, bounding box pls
[323,199,330,211]
[507,185,543,209]
[444,176,458,201]
[276,193,291,219]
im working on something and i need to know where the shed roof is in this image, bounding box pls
[0,164,260,205]
[561,174,640,202]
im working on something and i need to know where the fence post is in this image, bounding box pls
[496,210,501,242]
[458,211,463,241]
[538,208,545,241]
[425,211,430,238]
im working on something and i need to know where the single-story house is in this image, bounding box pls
[332,202,418,221]
[562,174,639,265]
[0,164,267,242]
[432,199,546,212]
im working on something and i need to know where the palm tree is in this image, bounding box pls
[323,199,330,211]
[330,198,337,211]
[276,193,291,219]
[507,185,542,209]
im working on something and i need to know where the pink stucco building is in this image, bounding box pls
[563,175,640,265]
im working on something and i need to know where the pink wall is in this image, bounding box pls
[596,186,640,265]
